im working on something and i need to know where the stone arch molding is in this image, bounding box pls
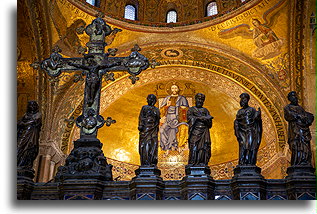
[68,66,283,176]
[118,41,288,149]
[51,43,289,167]
[110,41,288,114]
[100,66,278,149]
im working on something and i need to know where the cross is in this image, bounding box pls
[40,17,150,140]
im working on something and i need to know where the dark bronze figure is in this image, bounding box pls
[138,94,160,166]
[187,93,213,166]
[39,17,150,181]
[41,18,150,140]
[68,56,119,106]
[284,91,314,166]
[17,101,42,169]
[234,93,262,165]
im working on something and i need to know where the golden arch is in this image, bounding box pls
[61,66,287,180]
[58,42,290,180]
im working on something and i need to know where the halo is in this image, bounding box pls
[165,81,182,95]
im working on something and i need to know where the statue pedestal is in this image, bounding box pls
[231,165,266,200]
[180,165,215,200]
[17,168,35,200]
[55,138,113,181]
[130,166,164,200]
[233,165,264,178]
[285,165,316,200]
[55,138,113,200]
[286,165,315,177]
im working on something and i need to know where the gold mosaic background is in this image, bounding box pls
[70,67,278,180]
[17,0,316,182]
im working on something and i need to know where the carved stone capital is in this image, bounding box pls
[39,140,66,164]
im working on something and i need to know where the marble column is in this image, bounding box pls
[38,155,51,182]
[49,161,56,181]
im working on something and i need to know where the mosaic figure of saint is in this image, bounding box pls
[251,18,283,59]
[218,2,286,60]
[159,84,189,151]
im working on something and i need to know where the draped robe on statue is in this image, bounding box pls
[284,104,314,166]
[17,110,42,168]
[234,106,262,165]
[187,106,213,165]
[139,105,160,166]
[159,95,189,150]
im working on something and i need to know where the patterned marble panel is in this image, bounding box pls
[189,193,206,200]
[240,192,260,200]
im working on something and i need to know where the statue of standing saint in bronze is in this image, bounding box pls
[284,91,314,166]
[138,94,160,166]
[17,101,42,170]
[234,93,262,166]
[187,93,213,166]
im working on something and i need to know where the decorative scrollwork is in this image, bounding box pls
[73,73,85,83]
[55,145,113,181]
[30,61,41,70]
[128,74,140,84]
[105,117,116,127]
[107,48,118,56]
[41,47,64,77]
[104,72,115,81]
[77,46,87,55]
[76,108,105,135]
[125,50,149,76]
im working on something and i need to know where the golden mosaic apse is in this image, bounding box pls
[76,66,275,180]
[17,0,316,185]
[99,81,243,166]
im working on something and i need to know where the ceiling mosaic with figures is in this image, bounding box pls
[17,0,316,183]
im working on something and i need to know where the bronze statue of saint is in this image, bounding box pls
[187,93,213,166]
[138,94,161,166]
[234,93,262,165]
[17,101,42,169]
[284,91,314,166]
